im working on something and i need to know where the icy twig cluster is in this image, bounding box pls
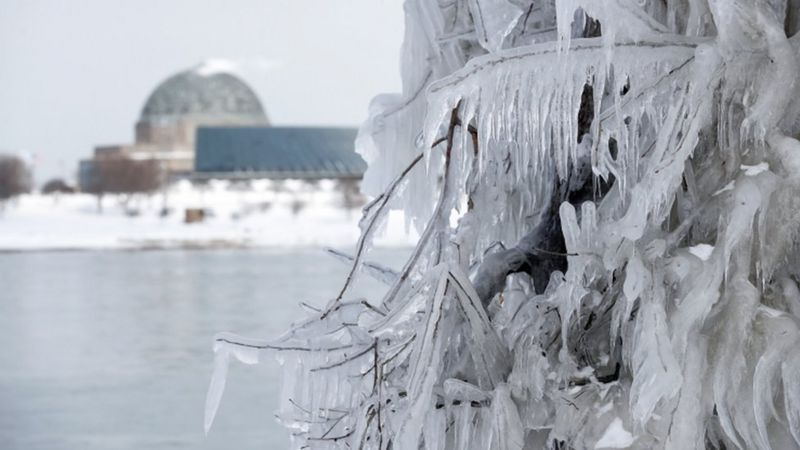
[207,0,800,448]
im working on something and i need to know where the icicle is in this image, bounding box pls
[205,1,800,448]
[664,335,708,450]
[204,348,230,434]
[489,384,525,450]
[753,311,800,450]
[784,347,800,445]
[204,333,263,434]
[629,281,681,429]
[468,0,524,53]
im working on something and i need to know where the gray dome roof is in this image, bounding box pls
[139,67,268,124]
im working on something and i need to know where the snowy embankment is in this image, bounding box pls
[0,180,416,251]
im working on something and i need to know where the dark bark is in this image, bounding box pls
[471,198,567,306]
[0,155,31,201]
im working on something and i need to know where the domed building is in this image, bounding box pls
[79,62,364,192]
[135,67,269,149]
[79,63,269,185]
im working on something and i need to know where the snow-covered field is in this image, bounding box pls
[0,179,415,251]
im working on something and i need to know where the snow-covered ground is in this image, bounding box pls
[0,179,416,251]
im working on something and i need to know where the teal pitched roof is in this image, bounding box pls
[194,126,366,179]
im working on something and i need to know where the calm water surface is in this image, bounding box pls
[0,248,407,449]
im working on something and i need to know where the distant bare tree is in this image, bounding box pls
[87,155,163,212]
[290,198,306,216]
[0,154,32,206]
[336,178,365,210]
[42,178,75,194]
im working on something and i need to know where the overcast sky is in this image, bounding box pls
[0,0,405,182]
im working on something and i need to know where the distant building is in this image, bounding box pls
[78,62,364,191]
[194,127,365,180]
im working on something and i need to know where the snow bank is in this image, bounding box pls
[0,180,416,251]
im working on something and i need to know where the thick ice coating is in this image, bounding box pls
[206,1,800,449]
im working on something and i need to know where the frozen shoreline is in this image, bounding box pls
[0,181,416,252]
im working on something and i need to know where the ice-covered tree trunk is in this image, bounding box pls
[207,1,800,449]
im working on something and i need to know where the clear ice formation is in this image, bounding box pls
[207,1,800,448]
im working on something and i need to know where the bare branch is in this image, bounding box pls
[310,343,377,372]
[381,102,463,309]
[429,37,702,94]
[329,152,425,310]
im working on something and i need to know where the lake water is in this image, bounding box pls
[0,248,408,449]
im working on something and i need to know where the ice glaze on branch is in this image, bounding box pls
[207,2,800,449]
[428,36,703,94]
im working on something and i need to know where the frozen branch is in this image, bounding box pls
[325,248,399,285]
[208,3,800,449]
[429,36,703,94]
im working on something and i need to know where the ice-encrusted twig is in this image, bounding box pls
[330,103,471,312]
[330,152,425,309]
[214,331,355,352]
[209,3,800,448]
[310,342,377,372]
[381,102,464,309]
[324,247,399,285]
[380,70,433,118]
[428,36,704,94]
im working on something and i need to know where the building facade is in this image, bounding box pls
[193,126,365,180]
[80,64,274,190]
[79,63,365,191]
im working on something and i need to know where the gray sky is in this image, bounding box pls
[0,0,405,183]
